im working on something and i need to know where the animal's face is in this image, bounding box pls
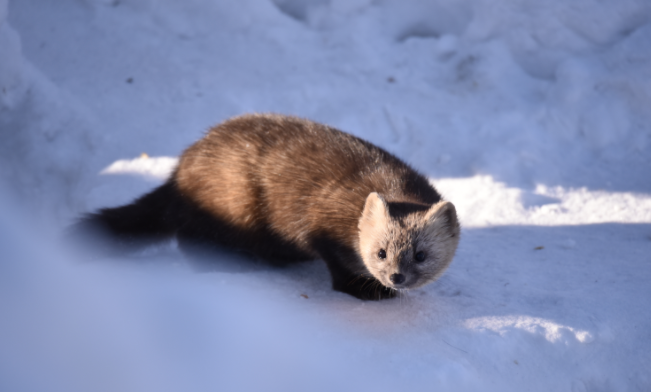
[358,193,460,290]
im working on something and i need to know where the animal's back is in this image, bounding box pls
[175,114,440,254]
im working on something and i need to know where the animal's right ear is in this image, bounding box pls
[424,201,460,238]
[359,192,390,230]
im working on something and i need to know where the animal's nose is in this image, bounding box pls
[390,273,405,284]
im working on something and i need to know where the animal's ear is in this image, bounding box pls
[359,192,390,230]
[424,201,460,238]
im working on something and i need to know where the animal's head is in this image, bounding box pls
[358,192,460,291]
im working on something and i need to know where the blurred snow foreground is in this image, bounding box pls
[1,0,651,390]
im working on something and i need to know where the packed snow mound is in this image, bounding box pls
[0,0,99,221]
[6,0,651,203]
[0,0,26,109]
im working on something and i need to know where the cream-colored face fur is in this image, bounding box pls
[358,192,460,290]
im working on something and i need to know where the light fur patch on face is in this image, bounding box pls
[358,194,460,289]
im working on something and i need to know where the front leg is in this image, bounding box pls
[311,235,396,300]
[331,273,397,300]
[322,251,396,301]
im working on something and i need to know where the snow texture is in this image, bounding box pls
[1,0,651,391]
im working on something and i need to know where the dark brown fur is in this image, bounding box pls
[71,114,459,300]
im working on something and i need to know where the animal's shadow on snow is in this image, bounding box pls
[181,243,312,274]
[90,222,651,308]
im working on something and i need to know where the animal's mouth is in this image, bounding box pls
[385,276,415,290]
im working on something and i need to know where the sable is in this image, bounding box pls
[71,114,460,300]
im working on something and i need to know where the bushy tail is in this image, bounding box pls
[67,182,181,257]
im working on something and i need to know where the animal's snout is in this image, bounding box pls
[390,273,405,284]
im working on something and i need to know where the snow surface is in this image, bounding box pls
[1,0,651,390]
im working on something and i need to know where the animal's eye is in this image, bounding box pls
[378,249,387,259]
[415,251,426,262]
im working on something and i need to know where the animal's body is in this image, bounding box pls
[75,114,460,300]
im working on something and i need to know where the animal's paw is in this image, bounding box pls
[334,278,397,301]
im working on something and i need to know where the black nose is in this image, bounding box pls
[390,273,405,285]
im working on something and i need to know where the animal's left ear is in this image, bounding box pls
[358,192,391,258]
[424,201,460,238]
[359,192,390,231]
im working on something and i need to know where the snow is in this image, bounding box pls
[1,0,651,391]
[100,155,178,180]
